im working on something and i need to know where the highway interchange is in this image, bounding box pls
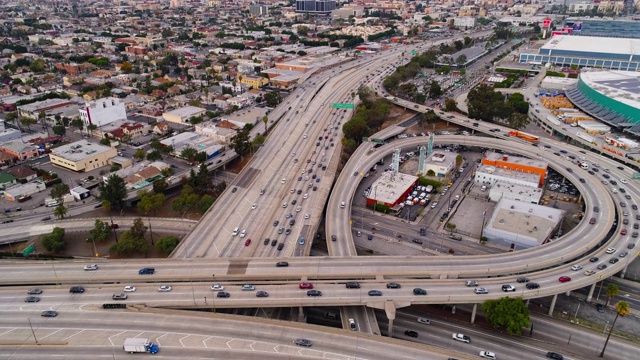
[2,33,640,359]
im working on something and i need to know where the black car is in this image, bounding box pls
[368,290,383,296]
[516,277,529,283]
[413,288,427,295]
[217,291,230,298]
[386,282,401,289]
[526,282,540,289]
[294,338,312,347]
[27,288,42,295]
[419,228,426,236]
[331,235,337,242]
[597,264,607,270]
[277,243,284,250]
[276,261,289,267]
[25,296,40,302]
[345,282,361,289]
[69,286,85,293]
[367,234,373,240]
[231,187,237,193]
[609,258,619,264]
[273,220,279,227]
[412,238,423,244]
[263,238,270,245]
[590,257,599,262]
[307,290,322,297]
[547,352,564,360]
[271,239,277,246]
[41,310,58,317]
[596,304,606,313]
[138,267,155,275]
[404,330,419,338]
[256,291,269,298]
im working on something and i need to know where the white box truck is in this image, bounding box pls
[123,338,159,354]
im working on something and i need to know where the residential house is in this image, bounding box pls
[0,171,17,190]
[0,141,40,161]
[153,122,172,136]
[6,165,38,182]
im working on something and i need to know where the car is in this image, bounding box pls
[277,227,284,234]
[628,243,636,249]
[41,310,58,317]
[256,291,269,298]
[516,277,529,283]
[231,187,237,193]
[417,317,430,324]
[474,287,488,294]
[609,258,619,264]
[501,285,516,292]
[348,318,357,331]
[606,247,616,254]
[285,229,291,235]
[299,282,314,289]
[452,333,471,343]
[413,288,427,295]
[368,290,383,296]
[526,282,540,289]
[69,286,85,293]
[571,265,583,271]
[619,251,629,257]
[41,216,51,221]
[244,239,251,246]
[27,288,42,295]
[269,239,277,247]
[558,276,571,283]
[217,291,230,298]
[273,220,279,227]
[298,237,305,245]
[479,351,497,359]
[84,264,99,271]
[596,304,606,313]
[276,261,289,267]
[263,238,270,245]
[291,199,297,205]
[110,223,119,229]
[241,284,255,291]
[465,280,479,287]
[112,293,128,300]
[345,282,361,289]
[139,267,155,275]
[211,285,224,291]
[546,352,564,360]
[277,243,284,250]
[294,338,312,347]
[590,256,599,262]
[386,282,401,289]
[597,264,608,270]
[251,203,257,210]
[412,238,424,244]
[25,296,40,302]
[307,290,322,296]
[158,285,172,292]
[404,330,419,338]
[621,229,627,235]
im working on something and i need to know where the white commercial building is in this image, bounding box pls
[475,165,541,189]
[453,17,476,28]
[482,198,565,249]
[366,171,419,208]
[488,180,544,204]
[78,97,128,128]
[422,151,457,177]
[49,141,117,172]
[162,106,206,124]
[160,132,224,159]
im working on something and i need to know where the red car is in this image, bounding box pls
[244,239,251,246]
[558,276,571,283]
[299,282,314,289]
[620,229,627,235]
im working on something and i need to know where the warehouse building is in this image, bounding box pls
[422,151,457,177]
[482,198,565,249]
[162,106,206,124]
[480,152,547,187]
[49,141,117,172]
[365,171,419,208]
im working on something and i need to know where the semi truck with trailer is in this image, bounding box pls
[507,130,539,144]
[123,338,159,354]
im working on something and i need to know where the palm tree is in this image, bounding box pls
[599,301,630,357]
[262,115,268,135]
[102,200,118,242]
[605,284,619,306]
[53,204,67,219]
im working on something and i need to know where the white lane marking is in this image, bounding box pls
[39,328,63,340]
[107,330,127,346]
[202,335,212,348]
[61,329,84,341]
[178,334,190,347]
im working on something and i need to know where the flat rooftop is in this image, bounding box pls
[484,152,548,169]
[541,35,640,56]
[477,165,541,185]
[492,180,544,202]
[50,141,113,161]
[486,198,565,245]
[369,171,418,205]
[164,106,206,118]
[580,70,640,111]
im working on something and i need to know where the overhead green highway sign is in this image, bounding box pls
[333,103,354,109]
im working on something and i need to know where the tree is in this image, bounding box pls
[456,54,468,66]
[53,204,67,219]
[133,149,146,160]
[262,115,268,134]
[263,89,282,107]
[137,191,166,245]
[146,150,162,161]
[100,137,111,146]
[188,164,211,195]
[42,227,66,253]
[444,98,458,112]
[180,147,197,162]
[52,124,66,136]
[129,217,148,242]
[87,123,97,135]
[98,174,127,210]
[109,227,150,255]
[446,223,456,233]
[120,61,133,73]
[89,219,112,242]
[156,236,179,255]
[199,194,215,212]
[599,301,630,357]
[102,200,118,242]
[50,183,70,201]
[152,178,168,194]
[606,284,619,306]
[173,185,200,213]
[428,80,442,99]
[20,117,36,129]
[455,155,464,169]
[424,110,440,130]
[481,297,531,335]
[508,113,530,130]
[229,128,252,158]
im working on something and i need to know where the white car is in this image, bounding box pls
[158,285,172,292]
[296,206,301,212]
[606,247,616,254]
[83,264,98,271]
[123,286,136,292]
[452,333,471,343]
[251,203,257,210]
[431,202,438,209]
[303,193,308,199]
[281,178,286,184]
[479,351,497,359]
[211,285,224,291]
[571,265,583,271]
[240,229,247,238]
[417,317,430,324]
[620,179,628,184]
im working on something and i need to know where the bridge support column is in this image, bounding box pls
[470,303,477,324]
[297,306,306,322]
[565,290,571,296]
[620,265,627,279]
[587,282,596,302]
[526,299,530,307]
[384,301,396,338]
[548,294,557,316]
[451,305,456,314]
